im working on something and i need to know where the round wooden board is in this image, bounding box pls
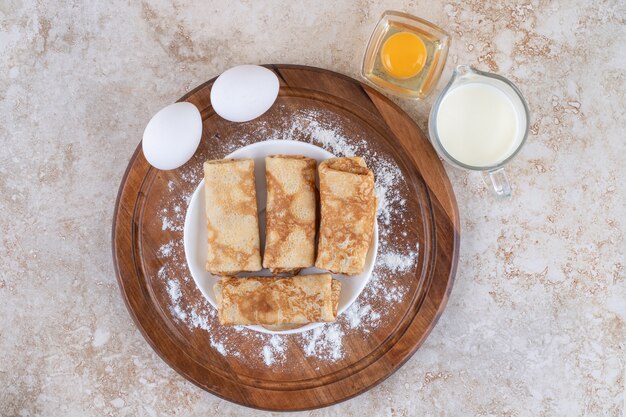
[112,65,459,411]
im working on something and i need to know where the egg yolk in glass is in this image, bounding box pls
[380,32,427,79]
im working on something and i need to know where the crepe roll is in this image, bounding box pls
[315,157,377,275]
[263,155,317,274]
[203,159,262,275]
[214,274,341,326]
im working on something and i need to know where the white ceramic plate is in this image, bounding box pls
[183,140,378,334]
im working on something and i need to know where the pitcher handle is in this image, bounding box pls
[483,167,511,197]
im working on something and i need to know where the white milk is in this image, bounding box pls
[436,82,520,168]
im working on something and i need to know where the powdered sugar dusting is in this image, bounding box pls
[377,245,419,273]
[262,335,287,366]
[210,339,227,355]
[158,241,175,257]
[374,158,407,227]
[157,106,421,367]
[165,278,188,320]
[301,324,345,361]
[166,279,182,303]
[344,301,381,331]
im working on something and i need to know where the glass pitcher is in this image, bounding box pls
[428,65,530,197]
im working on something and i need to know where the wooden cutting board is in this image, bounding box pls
[112,65,459,411]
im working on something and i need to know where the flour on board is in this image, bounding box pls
[157,106,420,366]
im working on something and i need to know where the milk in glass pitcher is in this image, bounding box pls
[428,65,530,197]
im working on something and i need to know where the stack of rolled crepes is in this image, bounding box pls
[203,155,376,327]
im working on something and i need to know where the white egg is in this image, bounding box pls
[210,65,279,122]
[142,102,202,170]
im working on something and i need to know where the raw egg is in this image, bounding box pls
[142,102,202,170]
[210,65,279,123]
[380,32,427,79]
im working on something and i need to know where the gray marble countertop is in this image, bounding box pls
[1,1,624,416]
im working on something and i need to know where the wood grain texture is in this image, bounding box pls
[111,65,459,411]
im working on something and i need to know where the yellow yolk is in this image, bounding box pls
[380,32,428,79]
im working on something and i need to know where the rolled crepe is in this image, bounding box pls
[214,274,341,326]
[315,157,377,275]
[203,159,262,275]
[263,155,317,274]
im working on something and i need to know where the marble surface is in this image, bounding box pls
[1,0,624,415]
